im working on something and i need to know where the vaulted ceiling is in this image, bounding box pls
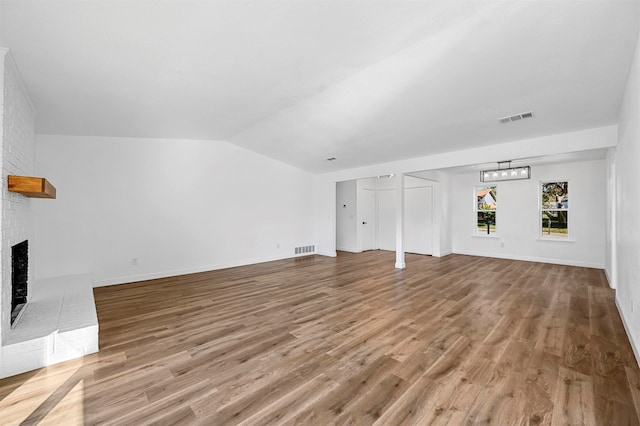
[2,1,639,173]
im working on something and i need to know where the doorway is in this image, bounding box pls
[336,176,435,255]
[359,188,376,251]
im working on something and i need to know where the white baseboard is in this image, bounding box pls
[604,267,616,289]
[452,249,604,269]
[92,253,317,287]
[336,246,361,253]
[616,298,640,368]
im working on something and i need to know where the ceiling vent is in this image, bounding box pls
[499,111,534,124]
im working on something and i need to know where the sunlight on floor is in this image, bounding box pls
[0,362,84,425]
[39,378,84,425]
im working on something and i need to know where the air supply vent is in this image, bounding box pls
[294,245,315,255]
[499,111,534,124]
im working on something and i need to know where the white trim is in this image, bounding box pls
[472,235,500,239]
[336,246,361,253]
[452,249,604,269]
[474,184,498,237]
[604,268,614,289]
[607,150,617,290]
[433,250,452,258]
[539,180,570,239]
[536,238,575,243]
[93,253,321,287]
[616,299,640,368]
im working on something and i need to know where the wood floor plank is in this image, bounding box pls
[536,313,568,357]
[373,335,474,424]
[521,352,560,426]
[551,366,597,426]
[464,371,527,425]
[0,251,638,425]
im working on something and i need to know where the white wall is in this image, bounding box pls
[312,175,335,257]
[451,159,606,268]
[0,49,36,345]
[323,126,617,184]
[377,185,395,251]
[435,172,452,256]
[605,148,616,288]
[375,175,436,253]
[616,21,640,365]
[34,135,315,286]
[314,126,616,264]
[407,170,452,257]
[336,180,357,252]
[332,172,454,259]
[356,177,376,251]
[374,175,396,251]
[348,175,438,255]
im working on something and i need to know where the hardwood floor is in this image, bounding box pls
[1,251,639,425]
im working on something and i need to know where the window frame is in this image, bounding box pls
[474,184,497,236]
[539,180,569,240]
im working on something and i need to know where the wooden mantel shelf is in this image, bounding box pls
[8,175,57,199]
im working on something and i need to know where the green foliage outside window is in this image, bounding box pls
[476,186,497,234]
[541,182,568,238]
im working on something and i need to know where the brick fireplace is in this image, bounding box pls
[1,48,36,349]
[0,48,99,379]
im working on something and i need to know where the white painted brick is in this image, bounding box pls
[1,348,46,377]
[1,275,98,378]
[0,50,35,337]
[0,50,41,378]
[0,51,98,380]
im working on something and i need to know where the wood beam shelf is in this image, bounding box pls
[8,175,57,199]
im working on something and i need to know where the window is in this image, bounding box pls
[541,181,568,238]
[476,185,497,235]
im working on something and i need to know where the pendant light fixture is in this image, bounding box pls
[480,161,530,182]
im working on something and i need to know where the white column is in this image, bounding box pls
[395,173,405,269]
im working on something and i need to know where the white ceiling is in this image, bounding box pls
[2,1,639,173]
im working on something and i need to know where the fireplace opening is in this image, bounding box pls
[11,240,28,327]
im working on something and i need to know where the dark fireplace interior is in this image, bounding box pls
[11,240,28,327]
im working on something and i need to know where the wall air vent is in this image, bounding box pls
[499,111,534,124]
[294,245,315,255]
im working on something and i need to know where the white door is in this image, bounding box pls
[377,189,396,251]
[404,186,433,255]
[359,188,376,251]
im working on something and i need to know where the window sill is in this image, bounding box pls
[472,234,500,239]
[536,237,575,243]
